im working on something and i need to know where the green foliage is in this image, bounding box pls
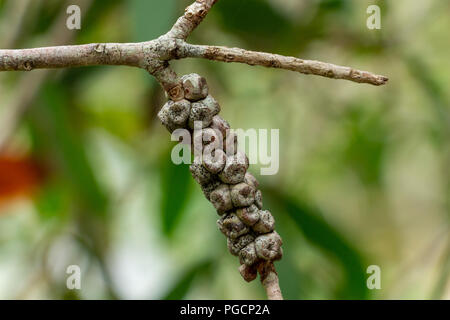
[159,149,192,237]
[283,198,369,299]
[129,0,177,42]
[163,260,213,299]
[29,82,108,217]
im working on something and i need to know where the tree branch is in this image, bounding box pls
[180,43,389,86]
[258,262,283,300]
[166,0,219,40]
[0,42,149,71]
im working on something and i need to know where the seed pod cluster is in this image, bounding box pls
[157,74,283,282]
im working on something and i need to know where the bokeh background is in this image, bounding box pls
[0,0,449,300]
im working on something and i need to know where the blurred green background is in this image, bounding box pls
[0,0,449,300]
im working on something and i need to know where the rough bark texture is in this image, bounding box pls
[258,262,283,300]
[0,0,389,300]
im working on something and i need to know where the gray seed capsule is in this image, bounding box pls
[227,234,255,256]
[189,161,215,186]
[223,132,238,156]
[217,213,249,239]
[218,152,249,184]
[203,149,226,174]
[252,210,275,234]
[239,264,257,282]
[193,128,222,157]
[254,231,283,261]
[188,95,220,129]
[244,172,259,189]
[236,204,260,226]
[239,242,258,266]
[201,179,221,200]
[231,183,256,208]
[209,184,233,214]
[210,115,230,139]
[157,99,191,132]
[254,190,263,209]
[181,73,208,101]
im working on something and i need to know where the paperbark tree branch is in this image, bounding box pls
[0,0,389,300]
[258,262,283,300]
[180,43,389,86]
[0,38,388,86]
[166,0,219,40]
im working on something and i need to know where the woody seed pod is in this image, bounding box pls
[201,179,221,200]
[231,183,256,208]
[189,161,215,186]
[227,234,255,256]
[188,95,220,129]
[254,190,263,209]
[239,264,257,282]
[253,210,275,234]
[217,213,249,239]
[157,99,191,132]
[223,131,238,156]
[244,172,259,189]
[181,73,209,101]
[236,204,260,226]
[193,127,222,157]
[239,242,259,266]
[210,115,230,139]
[254,231,283,261]
[219,152,249,184]
[203,149,226,174]
[209,184,233,213]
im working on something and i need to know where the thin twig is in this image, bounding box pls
[180,43,388,86]
[166,0,219,40]
[257,262,283,300]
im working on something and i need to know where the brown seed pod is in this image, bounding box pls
[189,161,215,186]
[203,149,226,174]
[254,190,263,209]
[209,184,233,213]
[239,264,257,282]
[218,152,249,184]
[244,172,259,189]
[227,234,255,256]
[239,242,259,266]
[210,115,230,139]
[254,231,283,261]
[188,95,220,129]
[231,183,256,207]
[157,99,191,132]
[223,131,238,156]
[201,179,221,200]
[181,73,208,101]
[193,127,220,146]
[217,213,249,239]
[252,210,275,234]
[236,204,260,226]
[193,127,222,157]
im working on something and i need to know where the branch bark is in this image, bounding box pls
[180,43,389,86]
[166,0,219,40]
[258,262,283,300]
